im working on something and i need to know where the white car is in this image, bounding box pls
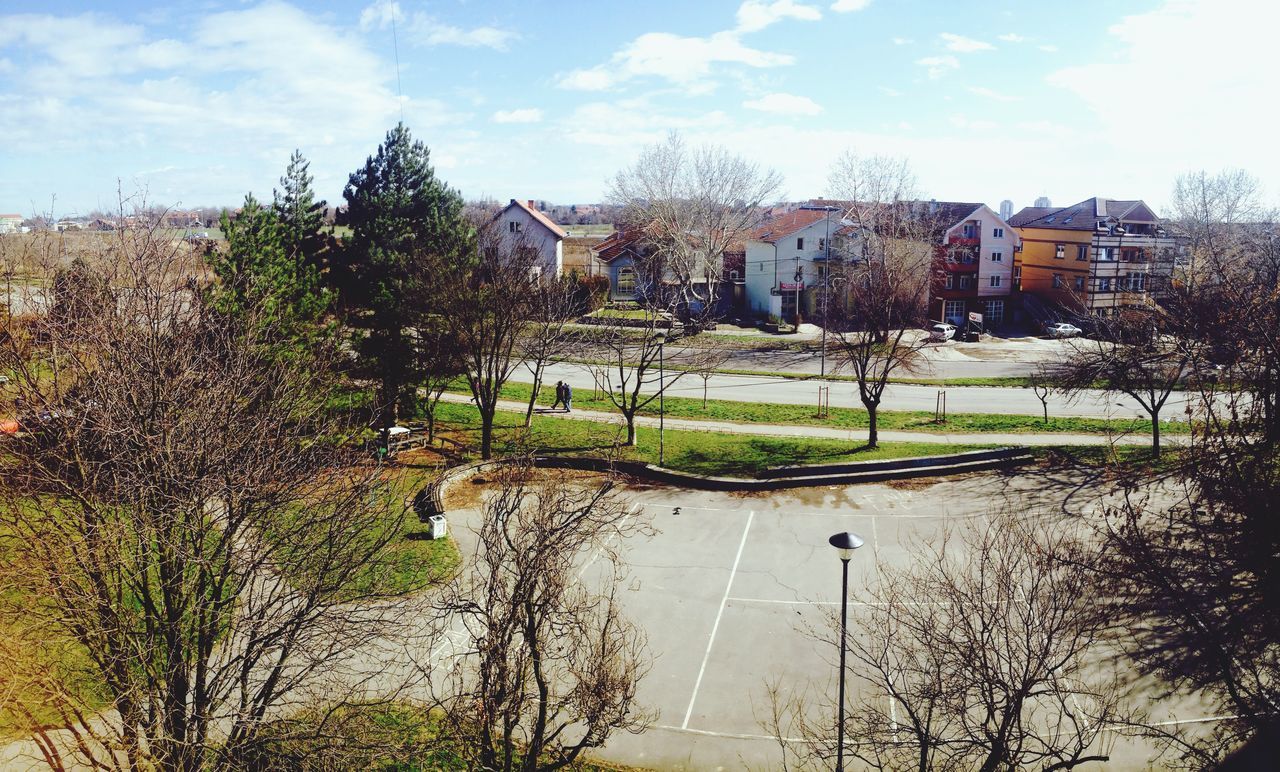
[928,323,957,342]
[1044,322,1082,338]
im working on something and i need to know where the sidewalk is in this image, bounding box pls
[436,393,1179,447]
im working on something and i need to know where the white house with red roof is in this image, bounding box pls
[744,206,844,321]
[491,199,567,277]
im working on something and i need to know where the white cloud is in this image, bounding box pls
[556,68,614,91]
[1047,0,1280,187]
[743,92,823,115]
[997,33,1026,42]
[1038,44,1058,52]
[939,33,993,53]
[891,36,913,45]
[915,55,958,79]
[359,0,517,50]
[967,86,1016,102]
[735,1,821,33]
[492,108,543,124]
[831,0,872,11]
[558,30,794,92]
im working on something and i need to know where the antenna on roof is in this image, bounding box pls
[391,7,405,123]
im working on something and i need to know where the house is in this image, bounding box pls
[1010,197,1182,318]
[589,228,649,302]
[490,199,568,278]
[744,206,844,322]
[927,202,1021,327]
[0,214,22,234]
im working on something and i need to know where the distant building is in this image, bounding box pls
[927,202,1021,327]
[1034,196,1052,208]
[0,214,22,234]
[999,200,1014,221]
[744,206,843,321]
[1010,197,1183,317]
[489,199,567,278]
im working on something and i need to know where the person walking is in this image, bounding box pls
[550,381,564,410]
[563,382,573,413]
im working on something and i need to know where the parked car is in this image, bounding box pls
[928,323,957,342]
[1044,322,1082,338]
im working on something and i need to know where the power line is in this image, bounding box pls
[391,8,404,123]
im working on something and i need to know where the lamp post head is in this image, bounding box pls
[829,531,864,562]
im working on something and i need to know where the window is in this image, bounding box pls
[993,227,1004,238]
[944,300,966,323]
[729,269,740,281]
[991,251,1003,262]
[944,274,954,289]
[1013,265,1021,280]
[1052,273,1063,288]
[818,237,826,252]
[989,275,1002,288]
[1098,277,1113,292]
[1074,276,1085,291]
[1127,272,1146,291]
[963,225,976,239]
[616,266,637,297]
[759,262,764,271]
[984,300,1004,323]
[959,275,973,290]
[797,237,804,250]
[1076,245,1088,261]
[1097,247,1114,261]
[509,220,522,233]
[1055,244,1065,259]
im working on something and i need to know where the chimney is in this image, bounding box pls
[509,198,517,206]
[527,200,537,210]
[1095,198,1108,217]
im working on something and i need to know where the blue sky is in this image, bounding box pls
[0,0,1275,217]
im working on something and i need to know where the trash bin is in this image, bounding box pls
[428,514,448,540]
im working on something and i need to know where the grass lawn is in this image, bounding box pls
[432,402,998,477]
[450,381,1191,437]
[589,308,662,321]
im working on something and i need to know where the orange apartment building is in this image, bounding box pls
[1009,197,1183,317]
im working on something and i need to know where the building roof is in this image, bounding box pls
[0,214,22,219]
[498,199,568,239]
[750,207,834,243]
[589,227,646,263]
[1010,197,1160,230]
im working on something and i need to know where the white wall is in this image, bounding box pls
[960,205,1018,298]
[494,205,563,277]
[744,220,835,317]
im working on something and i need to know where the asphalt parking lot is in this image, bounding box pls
[451,469,1216,770]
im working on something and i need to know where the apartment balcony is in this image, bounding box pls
[949,235,981,247]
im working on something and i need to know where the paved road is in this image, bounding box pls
[522,361,1199,421]
[438,392,1176,447]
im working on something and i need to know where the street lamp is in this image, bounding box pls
[828,530,865,772]
[655,330,666,467]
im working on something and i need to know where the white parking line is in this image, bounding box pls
[682,509,755,730]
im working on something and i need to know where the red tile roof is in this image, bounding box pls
[751,208,833,243]
[497,199,568,239]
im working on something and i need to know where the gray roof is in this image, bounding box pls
[1010,197,1160,231]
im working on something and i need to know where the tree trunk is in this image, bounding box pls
[703,379,709,409]
[481,409,495,460]
[625,414,637,446]
[524,372,542,428]
[866,402,879,449]
[1150,409,1161,457]
[1042,399,1049,424]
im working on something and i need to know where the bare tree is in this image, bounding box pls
[430,465,655,770]
[1031,364,1057,424]
[688,339,735,409]
[0,225,427,770]
[585,313,691,446]
[443,218,540,459]
[824,152,935,448]
[609,131,782,321]
[519,276,579,427]
[1049,307,1194,457]
[769,510,1134,772]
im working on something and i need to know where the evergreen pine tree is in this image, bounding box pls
[338,124,473,432]
[272,149,327,266]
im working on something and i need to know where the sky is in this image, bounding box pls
[0,0,1276,218]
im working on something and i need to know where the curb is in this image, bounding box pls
[415,447,1032,521]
